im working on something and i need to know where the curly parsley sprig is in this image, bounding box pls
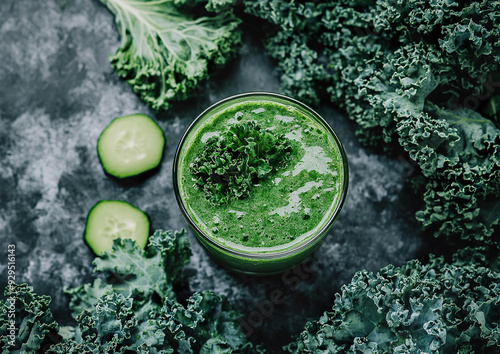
[190,121,293,206]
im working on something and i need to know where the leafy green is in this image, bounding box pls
[51,229,263,352]
[65,229,191,321]
[286,248,500,353]
[0,284,59,353]
[100,0,242,111]
[0,230,264,353]
[47,290,262,353]
[244,0,500,246]
[190,121,293,205]
[59,229,264,352]
[158,290,261,353]
[1,234,498,353]
[194,0,240,13]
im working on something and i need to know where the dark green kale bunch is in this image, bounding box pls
[0,283,59,353]
[190,121,293,205]
[0,230,265,353]
[286,248,500,353]
[244,0,500,246]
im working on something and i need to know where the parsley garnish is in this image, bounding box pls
[190,121,293,205]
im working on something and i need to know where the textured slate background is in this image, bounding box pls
[0,0,428,351]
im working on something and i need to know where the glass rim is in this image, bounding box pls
[173,91,349,260]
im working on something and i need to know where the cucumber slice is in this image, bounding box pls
[97,114,165,179]
[84,200,150,255]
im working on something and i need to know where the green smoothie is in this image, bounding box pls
[174,93,348,274]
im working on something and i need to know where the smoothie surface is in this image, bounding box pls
[179,100,343,252]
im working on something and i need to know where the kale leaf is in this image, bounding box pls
[244,0,500,246]
[2,238,497,353]
[64,229,191,322]
[0,284,59,353]
[190,121,293,205]
[285,248,500,353]
[52,229,264,352]
[100,0,242,111]
[0,230,263,353]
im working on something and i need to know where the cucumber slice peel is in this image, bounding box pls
[84,200,150,255]
[97,114,165,179]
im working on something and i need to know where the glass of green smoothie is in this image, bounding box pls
[173,92,348,275]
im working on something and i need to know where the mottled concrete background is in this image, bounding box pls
[0,0,426,351]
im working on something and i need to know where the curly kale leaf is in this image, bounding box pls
[244,0,500,245]
[64,278,113,320]
[51,229,264,353]
[190,121,293,205]
[159,290,265,353]
[398,104,500,245]
[100,0,242,111]
[65,229,191,320]
[0,283,59,353]
[48,291,263,354]
[47,292,171,354]
[286,248,500,353]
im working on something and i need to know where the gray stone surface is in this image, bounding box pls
[0,0,426,351]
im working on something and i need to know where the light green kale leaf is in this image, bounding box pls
[100,0,242,111]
